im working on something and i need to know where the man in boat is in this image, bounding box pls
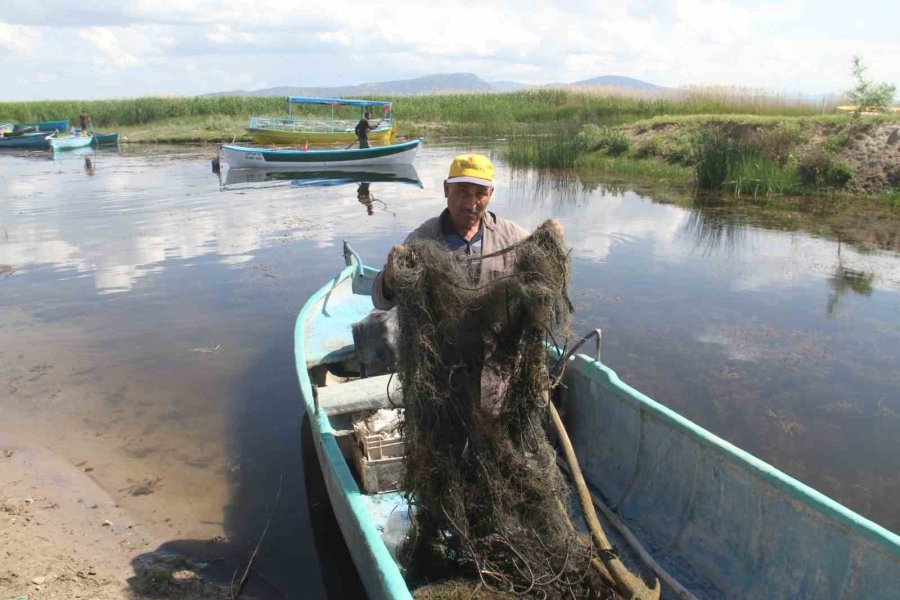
[372,153,542,309]
[80,111,92,134]
[371,155,562,407]
[355,111,374,148]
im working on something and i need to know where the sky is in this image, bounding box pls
[0,0,897,101]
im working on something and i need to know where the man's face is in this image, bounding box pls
[444,181,493,231]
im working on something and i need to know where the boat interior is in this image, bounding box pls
[297,246,900,600]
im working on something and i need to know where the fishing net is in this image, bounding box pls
[392,220,616,599]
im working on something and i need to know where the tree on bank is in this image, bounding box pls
[846,55,896,115]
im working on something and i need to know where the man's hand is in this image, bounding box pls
[549,219,565,237]
[384,244,404,290]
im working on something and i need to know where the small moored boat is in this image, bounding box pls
[0,131,51,149]
[50,134,94,151]
[296,245,900,600]
[19,119,69,132]
[221,138,422,169]
[92,132,120,145]
[247,96,395,144]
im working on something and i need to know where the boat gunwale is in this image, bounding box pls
[223,137,422,157]
[550,347,900,556]
[294,263,413,600]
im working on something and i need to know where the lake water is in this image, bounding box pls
[1,143,898,597]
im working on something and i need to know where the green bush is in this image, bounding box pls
[798,149,853,188]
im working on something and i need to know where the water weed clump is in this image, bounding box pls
[503,134,590,168]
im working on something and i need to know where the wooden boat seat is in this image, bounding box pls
[315,374,403,416]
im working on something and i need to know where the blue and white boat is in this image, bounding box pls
[295,245,900,600]
[222,138,423,169]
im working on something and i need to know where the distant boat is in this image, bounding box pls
[50,134,94,151]
[19,120,69,132]
[221,138,423,169]
[0,131,51,149]
[72,129,120,145]
[297,246,900,600]
[224,163,423,187]
[247,97,396,144]
[92,132,120,145]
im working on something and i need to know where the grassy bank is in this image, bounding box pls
[0,89,832,143]
[503,114,900,196]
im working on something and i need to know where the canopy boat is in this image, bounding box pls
[246,97,395,144]
[295,245,900,600]
[221,138,422,169]
[224,163,423,187]
[50,133,93,151]
[0,131,51,149]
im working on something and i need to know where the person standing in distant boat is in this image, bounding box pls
[80,111,92,135]
[355,111,373,148]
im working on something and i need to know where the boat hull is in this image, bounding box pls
[296,255,900,600]
[222,138,422,169]
[92,132,120,145]
[51,135,94,151]
[20,120,69,132]
[0,132,51,149]
[248,127,395,145]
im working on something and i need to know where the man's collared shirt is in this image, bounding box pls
[440,211,483,283]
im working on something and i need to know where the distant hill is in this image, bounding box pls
[202,73,663,97]
[570,75,665,90]
[203,73,494,97]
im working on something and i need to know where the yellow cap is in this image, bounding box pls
[446,153,494,186]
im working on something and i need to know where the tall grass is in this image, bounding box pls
[0,88,834,132]
[503,134,589,168]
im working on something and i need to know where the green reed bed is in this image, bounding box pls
[1,89,835,142]
[576,154,693,184]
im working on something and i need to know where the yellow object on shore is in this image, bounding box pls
[837,105,900,113]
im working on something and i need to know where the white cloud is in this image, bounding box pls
[78,27,141,68]
[1,0,898,99]
[0,23,41,56]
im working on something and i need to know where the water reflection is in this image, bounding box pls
[681,196,749,255]
[1,143,899,600]
[827,240,876,316]
[223,163,423,190]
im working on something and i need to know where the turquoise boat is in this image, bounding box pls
[295,245,900,600]
[93,132,119,145]
[19,119,68,132]
[50,134,93,151]
[0,131,51,149]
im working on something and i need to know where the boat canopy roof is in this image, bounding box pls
[287,96,392,107]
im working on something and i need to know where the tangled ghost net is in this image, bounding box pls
[392,221,617,599]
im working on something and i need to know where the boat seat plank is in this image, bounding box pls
[316,374,402,415]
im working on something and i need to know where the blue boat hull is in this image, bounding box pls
[19,120,69,132]
[295,251,900,600]
[0,132,51,149]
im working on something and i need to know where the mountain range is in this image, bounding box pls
[202,72,665,97]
